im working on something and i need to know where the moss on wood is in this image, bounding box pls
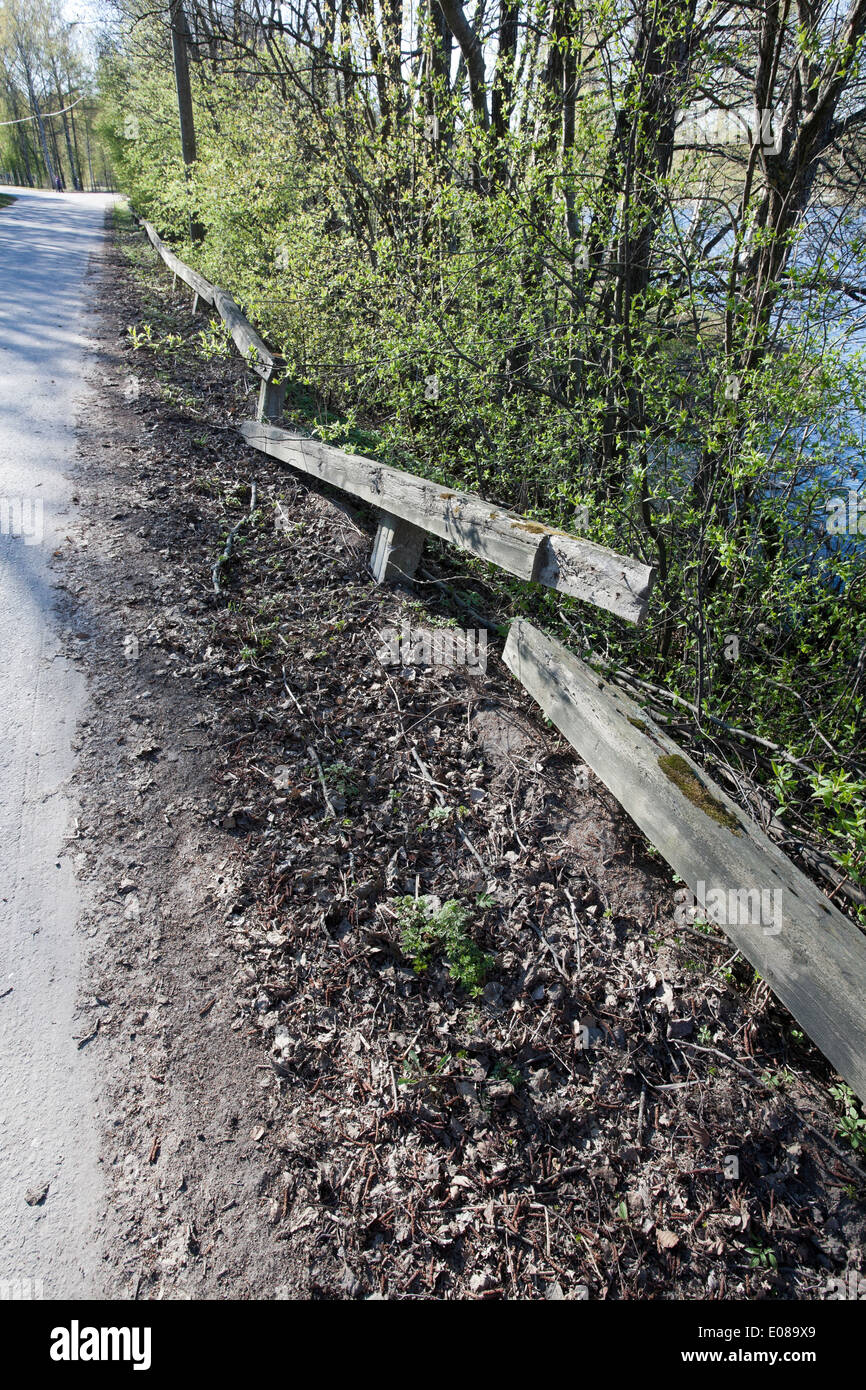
[658,753,741,833]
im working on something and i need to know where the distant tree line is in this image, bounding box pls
[0,0,113,189]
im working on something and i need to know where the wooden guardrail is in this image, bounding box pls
[136,214,655,624]
[139,220,286,422]
[135,212,866,1102]
[239,421,654,622]
[504,619,866,1104]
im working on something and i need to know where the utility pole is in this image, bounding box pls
[170,0,196,166]
[169,0,203,240]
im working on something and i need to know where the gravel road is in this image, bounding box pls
[0,189,115,1297]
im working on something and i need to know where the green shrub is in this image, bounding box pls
[395,896,493,997]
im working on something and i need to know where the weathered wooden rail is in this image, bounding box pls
[136,213,654,624]
[504,618,866,1104]
[139,219,286,423]
[239,420,654,622]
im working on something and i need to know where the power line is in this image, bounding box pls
[0,94,86,127]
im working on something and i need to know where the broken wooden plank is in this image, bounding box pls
[238,420,655,623]
[502,617,866,1104]
[370,511,426,584]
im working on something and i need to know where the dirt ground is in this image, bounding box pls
[61,211,865,1300]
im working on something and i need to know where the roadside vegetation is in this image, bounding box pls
[99,4,866,900]
[84,221,866,1296]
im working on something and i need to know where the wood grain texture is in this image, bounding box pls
[140,219,276,379]
[140,220,215,306]
[503,617,866,1103]
[370,512,426,583]
[239,420,655,623]
[256,376,286,422]
[211,286,275,379]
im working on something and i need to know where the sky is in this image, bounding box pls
[62,0,114,58]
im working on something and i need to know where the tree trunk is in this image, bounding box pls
[17,43,55,186]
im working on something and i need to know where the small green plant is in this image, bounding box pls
[746,1243,778,1271]
[829,1083,866,1153]
[809,769,866,890]
[769,758,797,814]
[240,620,277,660]
[195,321,231,360]
[127,321,185,356]
[489,1058,521,1088]
[323,760,360,798]
[396,895,493,996]
[398,1048,449,1090]
[416,802,459,832]
[127,321,155,350]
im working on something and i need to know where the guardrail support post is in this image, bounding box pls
[370,511,425,585]
[256,376,286,423]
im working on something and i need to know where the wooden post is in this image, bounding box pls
[256,376,286,423]
[370,512,425,584]
[170,0,197,167]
